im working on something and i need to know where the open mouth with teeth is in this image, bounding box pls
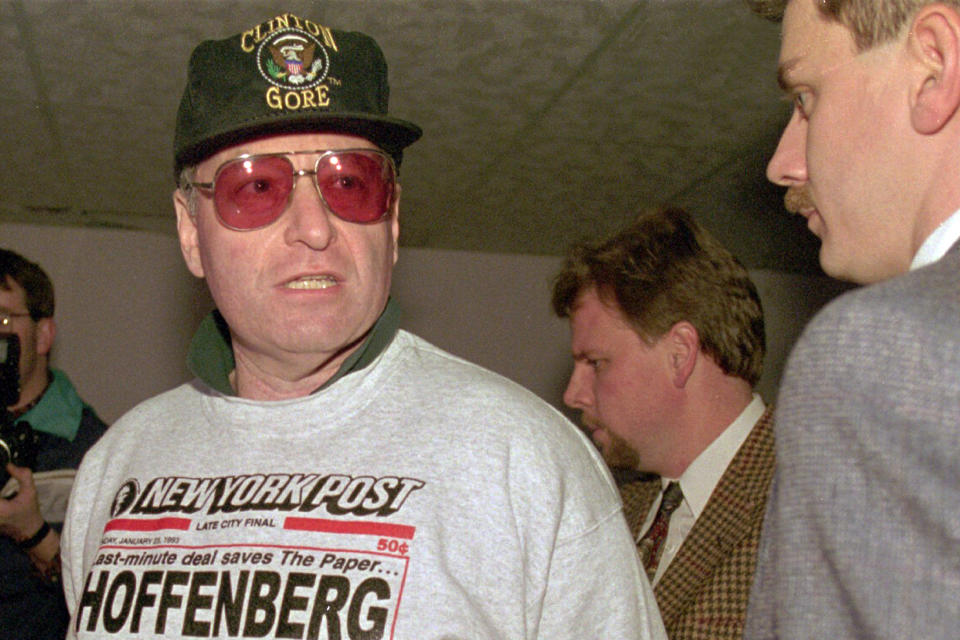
[285,276,338,289]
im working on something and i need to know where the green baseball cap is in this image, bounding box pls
[173,13,422,177]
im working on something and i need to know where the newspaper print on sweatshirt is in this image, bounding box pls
[74,471,425,639]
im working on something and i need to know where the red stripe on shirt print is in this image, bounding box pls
[104,517,192,532]
[284,517,415,540]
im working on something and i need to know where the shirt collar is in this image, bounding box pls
[186,297,401,395]
[911,208,960,270]
[16,369,83,441]
[665,394,765,519]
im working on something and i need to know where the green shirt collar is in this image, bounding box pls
[186,297,401,396]
[17,369,83,441]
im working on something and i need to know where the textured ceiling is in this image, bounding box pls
[0,0,821,273]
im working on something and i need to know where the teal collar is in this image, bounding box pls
[186,297,401,396]
[17,369,83,441]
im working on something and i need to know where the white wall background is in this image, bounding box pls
[1,222,850,425]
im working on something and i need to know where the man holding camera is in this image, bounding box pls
[0,248,108,640]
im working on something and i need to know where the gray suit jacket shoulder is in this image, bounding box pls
[745,243,960,639]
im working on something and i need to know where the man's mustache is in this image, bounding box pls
[784,186,814,214]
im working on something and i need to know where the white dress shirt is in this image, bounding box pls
[911,208,960,270]
[638,394,766,586]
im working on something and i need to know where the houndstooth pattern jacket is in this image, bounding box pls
[620,407,774,640]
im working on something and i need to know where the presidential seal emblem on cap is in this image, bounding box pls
[257,29,330,90]
[173,12,422,176]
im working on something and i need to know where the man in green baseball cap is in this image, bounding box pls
[60,12,665,639]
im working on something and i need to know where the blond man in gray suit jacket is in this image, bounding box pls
[744,0,960,637]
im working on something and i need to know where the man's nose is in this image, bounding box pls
[766,109,808,188]
[562,365,592,410]
[283,172,337,250]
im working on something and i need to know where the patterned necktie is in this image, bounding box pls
[637,481,683,582]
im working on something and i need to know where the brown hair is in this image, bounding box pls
[746,0,937,49]
[552,207,765,387]
[0,248,54,320]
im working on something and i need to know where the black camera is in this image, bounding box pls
[1,334,38,488]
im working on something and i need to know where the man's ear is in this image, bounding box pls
[666,321,699,389]
[390,183,401,266]
[173,188,205,278]
[35,317,56,358]
[909,4,960,134]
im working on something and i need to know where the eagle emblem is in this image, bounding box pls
[256,29,329,89]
